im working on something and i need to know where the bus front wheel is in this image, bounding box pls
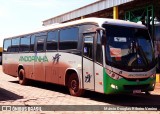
[68,73,84,97]
[18,69,28,85]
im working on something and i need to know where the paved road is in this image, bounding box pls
[0,66,160,114]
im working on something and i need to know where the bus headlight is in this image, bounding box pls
[110,84,118,89]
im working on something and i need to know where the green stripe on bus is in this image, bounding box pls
[103,68,108,93]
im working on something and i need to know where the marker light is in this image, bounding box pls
[111,73,122,80]
[150,74,156,78]
[152,83,155,87]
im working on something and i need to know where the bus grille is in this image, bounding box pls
[123,84,150,90]
[124,78,149,81]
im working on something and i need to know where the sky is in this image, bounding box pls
[0,0,97,46]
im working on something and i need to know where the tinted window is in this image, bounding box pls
[30,34,35,52]
[59,27,78,50]
[47,30,58,50]
[11,38,20,52]
[155,25,160,41]
[37,36,46,52]
[104,24,155,71]
[3,39,11,52]
[84,35,94,59]
[20,35,30,52]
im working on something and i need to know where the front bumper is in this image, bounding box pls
[103,74,156,94]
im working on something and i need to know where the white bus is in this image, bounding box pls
[154,24,160,72]
[2,18,156,96]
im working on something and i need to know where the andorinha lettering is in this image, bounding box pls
[19,56,48,62]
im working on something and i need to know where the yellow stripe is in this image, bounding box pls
[156,74,160,83]
[113,6,118,19]
[0,47,2,52]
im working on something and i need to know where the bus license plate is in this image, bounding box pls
[133,90,141,94]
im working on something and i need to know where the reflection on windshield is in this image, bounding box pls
[104,24,155,71]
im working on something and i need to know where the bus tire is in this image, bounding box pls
[18,69,28,85]
[68,73,84,97]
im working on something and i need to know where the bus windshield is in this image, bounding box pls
[104,24,156,71]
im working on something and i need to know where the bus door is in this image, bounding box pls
[82,33,95,90]
[94,33,104,93]
[34,34,46,81]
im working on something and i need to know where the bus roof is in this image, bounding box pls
[4,17,146,39]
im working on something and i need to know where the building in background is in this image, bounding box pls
[43,0,160,40]
[42,0,160,81]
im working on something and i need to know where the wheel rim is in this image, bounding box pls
[71,79,78,92]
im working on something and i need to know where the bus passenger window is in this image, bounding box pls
[47,31,58,50]
[3,39,11,52]
[20,35,30,52]
[37,37,45,52]
[11,38,20,52]
[59,27,78,50]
